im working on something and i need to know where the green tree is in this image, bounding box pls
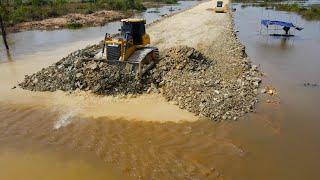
[0,0,9,50]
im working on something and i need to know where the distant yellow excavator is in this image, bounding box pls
[101,18,159,77]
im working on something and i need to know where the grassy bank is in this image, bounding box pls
[2,0,178,27]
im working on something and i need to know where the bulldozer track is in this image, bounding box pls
[127,47,156,64]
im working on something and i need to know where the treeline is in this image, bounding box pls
[2,0,144,26]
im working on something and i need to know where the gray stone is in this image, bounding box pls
[76,73,83,78]
[92,83,101,92]
[88,62,98,70]
[33,78,38,84]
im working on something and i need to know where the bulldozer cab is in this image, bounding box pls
[101,18,159,77]
[120,19,146,45]
[217,1,223,7]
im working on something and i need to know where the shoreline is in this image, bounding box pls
[7,10,130,33]
[5,1,189,33]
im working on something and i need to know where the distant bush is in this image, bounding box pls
[276,4,300,12]
[47,9,59,17]
[84,9,94,14]
[105,0,146,11]
[66,22,83,29]
[9,6,29,24]
[163,0,177,4]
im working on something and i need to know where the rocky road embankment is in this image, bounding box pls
[20,45,261,121]
[10,10,127,32]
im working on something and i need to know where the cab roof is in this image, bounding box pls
[121,18,146,23]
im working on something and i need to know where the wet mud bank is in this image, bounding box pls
[9,10,128,33]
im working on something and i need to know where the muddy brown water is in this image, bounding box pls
[231,4,320,179]
[1,3,320,180]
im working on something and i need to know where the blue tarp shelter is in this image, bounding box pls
[261,20,303,31]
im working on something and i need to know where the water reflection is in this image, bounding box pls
[4,49,12,61]
[258,35,296,50]
[279,37,290,49]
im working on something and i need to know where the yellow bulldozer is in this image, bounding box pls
[101,18,159,77]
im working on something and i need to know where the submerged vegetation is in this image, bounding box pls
[236,0,320,21]
[276,4,320,20]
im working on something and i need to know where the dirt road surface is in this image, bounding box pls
[150,0,244,82]
[149,0,230,50]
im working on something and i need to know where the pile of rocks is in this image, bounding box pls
[19,45,261,121]
[19,44,152,95]
[150,46,261,121]
[19,46,208,95]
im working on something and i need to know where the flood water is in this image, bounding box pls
[1,2,320,180]
[231,4,320,179]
